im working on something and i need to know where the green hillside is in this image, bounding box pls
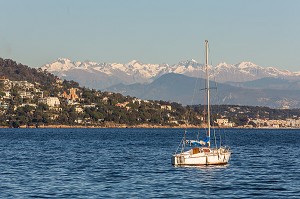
[0,57,299,128]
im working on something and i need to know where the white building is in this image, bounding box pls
[216,118,234,127]
[18,91,33,99]
[3,91,11,99]
[75,107,84,113]
[161,105,172,111]
[38,97,60,107]
[11,80,35,90]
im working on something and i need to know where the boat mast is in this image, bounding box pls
[205,40,211,148]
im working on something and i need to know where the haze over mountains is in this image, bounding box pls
[107,73,300,108]
[41,58,300,89]
[41,58,300,108]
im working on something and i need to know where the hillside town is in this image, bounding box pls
[0,76,193,127]
[1,75,300,128]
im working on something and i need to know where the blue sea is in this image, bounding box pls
[0,128,299,198]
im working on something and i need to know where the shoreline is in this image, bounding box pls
[0,124,299,129]
[0,124,201,129]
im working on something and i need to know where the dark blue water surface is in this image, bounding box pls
[0,128,299,198]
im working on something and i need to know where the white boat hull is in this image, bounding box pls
[172,41,231,166]
[172,147,231,166]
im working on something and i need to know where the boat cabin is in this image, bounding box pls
[192,147,210,154]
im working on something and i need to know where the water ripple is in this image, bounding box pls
[0,128,299,198]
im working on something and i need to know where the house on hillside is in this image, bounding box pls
[216,118,234,127]
[62,88,79,101]
[38,97,60,107]
[18,91,33,99]
[3,91,11,99]
[11,81,34,90]
[115,102,129,108]
[161,105,172,111]
[75,107,84,113]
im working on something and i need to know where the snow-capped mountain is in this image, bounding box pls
[41,58,300,89]
[213,62,299,83]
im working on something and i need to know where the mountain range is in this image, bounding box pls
[41,58,300,90]
[107,73,300,108]
[41,58,300,108]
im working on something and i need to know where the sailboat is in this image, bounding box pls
[172,40,231,166]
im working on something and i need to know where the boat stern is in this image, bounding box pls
[171,155,178,165]
[172,154,186,165]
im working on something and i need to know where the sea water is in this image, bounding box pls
[0,128,299,198]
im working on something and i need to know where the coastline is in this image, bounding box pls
[0,124,198,129]
[18,124,201,129]
[0,124,299,129]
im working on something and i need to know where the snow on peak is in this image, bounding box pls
[236,61,258,69]
[86,61,98,65]
[57,58,71,63]
[41,58,300,84]
[41,58,74,72]
[216,62,232,68]
[127,60,140,66]
[178,59,200,67]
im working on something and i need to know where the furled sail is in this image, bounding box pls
[202,136,210,143]
[186,137,210,146]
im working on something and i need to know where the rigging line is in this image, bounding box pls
[209,101,215,146]
[202,47,207,131]
[223,128,227,146]
[181,129,187,153]
[209,42,225,141]
[197,129,200,141]
[219,132,222,148]
[208,41,222,148]
[213,78,222,140]
[175,136,184,154]
[209,46,226,146]
[208,42,224,146]
[187,58,202,127]
[210,49,225,144]
[213,128,217,148]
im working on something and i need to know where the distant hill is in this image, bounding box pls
[226,77,300,90]
[107,73,300,108]
[0,58,79,90]
[0,58,55,83]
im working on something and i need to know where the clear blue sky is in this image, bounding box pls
[0,0,300,71]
